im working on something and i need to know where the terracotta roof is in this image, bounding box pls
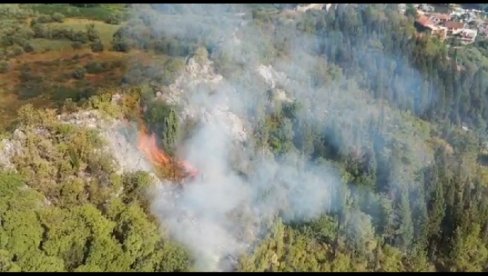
[431,13,450,21]
[416,15,433,27]
[445,21,464,30]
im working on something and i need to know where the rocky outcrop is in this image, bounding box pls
[156,55,248,143]
[1,109,155,177]
[57,110,154,175]
[0,129,25,171]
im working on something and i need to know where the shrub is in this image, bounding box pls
[145,101,180,155]
[84,61,108,74]
[90,40,104,52]
[72,31,89,43]
[18,79,44,99]
[11,45,24,57]
[71,42,83,49]
[36,15,53,23]
[0,61,9,73]
[105,14,120,25]
[52,12,64,23]
[32,23,50,38]
[51,28,73,40]
[86,24,100,42]
[23,43,34,53]
[72,67,86,80]
[112,27,131,52]
[51,85,81,102]
[194,46,209,64]
[112,39,130,52]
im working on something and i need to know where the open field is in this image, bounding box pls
[45,18,120,48]
[27,4,127,22]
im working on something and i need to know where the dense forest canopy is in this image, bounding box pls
[0,3,487,272]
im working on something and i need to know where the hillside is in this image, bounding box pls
[1,4,488,272]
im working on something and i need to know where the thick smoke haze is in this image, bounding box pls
[125,4,435,271]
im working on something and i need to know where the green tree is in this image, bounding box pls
[86,24,100,42]
[18,251,65,272]
[38,207,91,270]
[52,12,64,23]
[397,191,413,251]
[405,4,417,19]
[450,224,488,272]
[0,249,21,272]
[113,203,160,269]
[90,39,104,52]
[72,67,86,80]
[378,244,404,272]
[332,252,353,272]
[145,101,180,155]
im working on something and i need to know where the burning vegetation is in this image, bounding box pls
[138,125,198,183]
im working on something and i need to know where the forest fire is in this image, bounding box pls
[178,160,199,178]
[138,130,170,166]
[138,127,198,182]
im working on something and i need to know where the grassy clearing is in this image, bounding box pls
[46,18,120,48]
[31,38,76,52]
[0,4,129,130]
[27,4,126,22]
[0,48,134,130]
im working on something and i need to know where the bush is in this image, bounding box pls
[86,24,100,42]
[32,23,50,38]
[71,42,83,49]
[112,27,131,52]
[18,67,45,99]
[194,46,209,64]
[113,39,130,52]
[105,14,120,25]
[36,15,53,23]
[51,28,73,40]
[145,101,180,155]
[84,61,108,74]
[51,85,81,102]
[11,45,24,57]
[0,61,9,73]
[23,43,34,53]
[72,67,86,80]
[52,12,64,23]
[72,31,89,43]
[90,40,104,52]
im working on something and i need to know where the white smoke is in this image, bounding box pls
[121,4,436,271]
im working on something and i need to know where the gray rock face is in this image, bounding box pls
[157,56,248,144]
[0,137,23,171]
[58,110,155,176]
[0,109,157,179]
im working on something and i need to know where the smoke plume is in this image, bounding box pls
[121,4,435,271]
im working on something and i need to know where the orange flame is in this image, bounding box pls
[138,125,198,181]
[178,160,199,178]
[138,130,170,166]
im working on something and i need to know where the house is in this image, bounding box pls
[419,4,435,13]
[478,23,488,37]
[430,13,451,24]
[435,26,448,40]
[296,4,325,13]
[398,4,406,14]
[445,21,465,35]
[415,15,447,40]
[458,28,477,44]
[415,15,435,31]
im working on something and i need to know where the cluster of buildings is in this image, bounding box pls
[290,4,488,45]
[413,4,487,45]
[295,3,333,13]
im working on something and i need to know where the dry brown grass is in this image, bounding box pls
[0,48,158,131]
